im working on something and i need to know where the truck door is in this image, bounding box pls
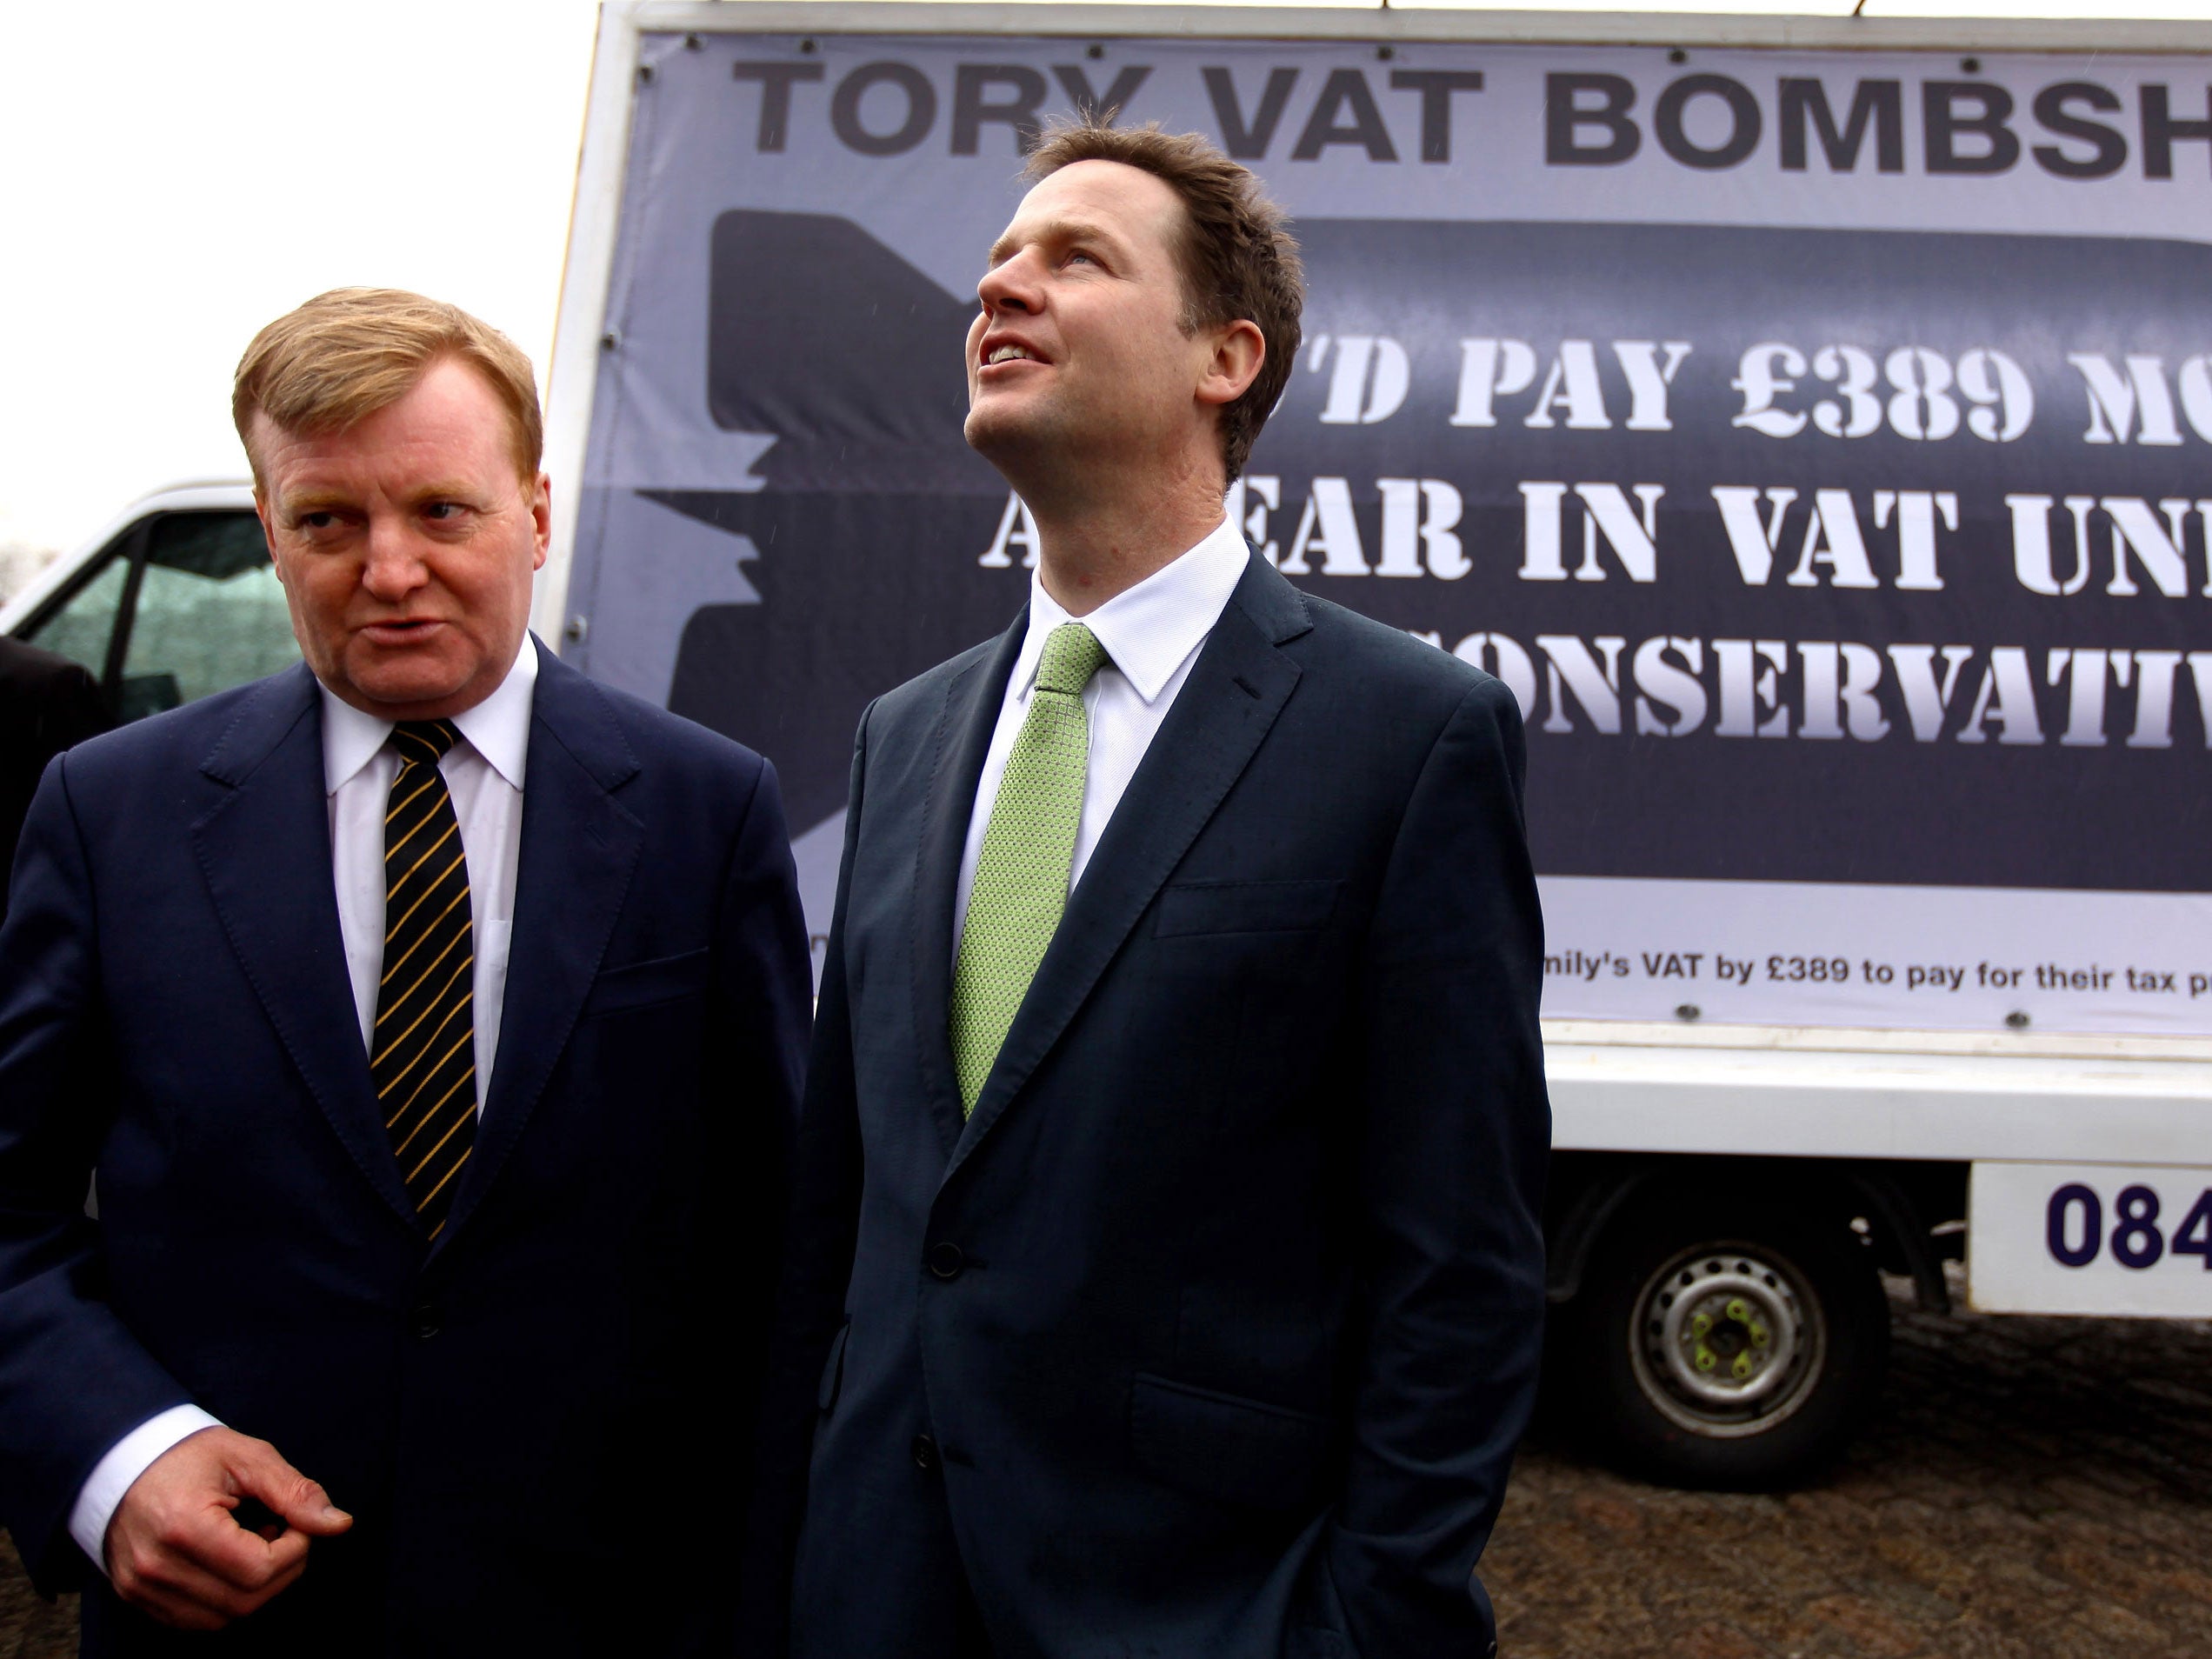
[13,509,296,721]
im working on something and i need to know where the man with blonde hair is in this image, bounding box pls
[0,289,811,1652]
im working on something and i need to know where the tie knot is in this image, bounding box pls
[391,719,461,766]
[1035,623,1107,697]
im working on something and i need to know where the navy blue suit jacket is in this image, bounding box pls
[0,641,811,1655]
[0,636,110,924]
[765,553,1549,1658]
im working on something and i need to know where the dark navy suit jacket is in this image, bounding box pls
[763,553,1549,1658]
[0,641,811,1656]
[0,636,110,923]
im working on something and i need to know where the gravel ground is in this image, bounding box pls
[0,1536,70,1659]
[1489,1270,2212,1658]
[10,1272,2209,1657]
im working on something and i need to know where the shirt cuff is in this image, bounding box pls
[67,1405,223,1576]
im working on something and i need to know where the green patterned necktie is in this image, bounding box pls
[950,622,1109,1116]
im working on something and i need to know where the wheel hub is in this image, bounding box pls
[1629,1245,1826,1437]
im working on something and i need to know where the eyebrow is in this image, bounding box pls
[276,483,479,516]
[985,214,1118,269]
[273,488,355,517]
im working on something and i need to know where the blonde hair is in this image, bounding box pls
[232,288,543,487]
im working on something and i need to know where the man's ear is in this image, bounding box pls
[529,471,553,571]
[1196,319,1266,410]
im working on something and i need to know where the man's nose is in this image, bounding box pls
[360,519,430,599]
[976,253,1040,316]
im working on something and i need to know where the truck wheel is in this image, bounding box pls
[1562,1192,1889,1489]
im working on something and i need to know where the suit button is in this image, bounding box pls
[910,1434,939,1471]
[413,1306,441,1340]
[928,1242,966,1281]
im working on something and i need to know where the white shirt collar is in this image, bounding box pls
[319,635,539,796]
[1017,516,1249,704]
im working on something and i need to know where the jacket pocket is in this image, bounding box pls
[816,1321,852,1414]
[1129,1372,1329,1512]
[580,947,710,1018]
[1154,879,1341,938]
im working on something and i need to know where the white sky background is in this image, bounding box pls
[0,0,604,555]
[0,0,2201,557]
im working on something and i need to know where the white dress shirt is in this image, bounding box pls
[67,643,538,1574]
[323,639,536,1101]
[954,516,1248,953]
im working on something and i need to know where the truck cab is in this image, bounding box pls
[0,483,297,722]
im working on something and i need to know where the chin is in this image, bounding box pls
[963,405,1054,474]
[349,661,474,715]
[963,406,1012,455]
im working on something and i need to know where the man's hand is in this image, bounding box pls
[103,1426,352,1630]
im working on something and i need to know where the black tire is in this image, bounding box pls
[1558,1187,1890,1489]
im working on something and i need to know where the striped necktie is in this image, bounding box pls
[949,623,1108,1116]
[373,719,477,1239]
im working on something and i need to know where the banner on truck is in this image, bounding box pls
[563,25,2212,1035]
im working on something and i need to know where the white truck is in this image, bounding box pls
[1,483,288,723]
[15,1,2210,1489]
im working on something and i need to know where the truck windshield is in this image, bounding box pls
[118,511,296,716]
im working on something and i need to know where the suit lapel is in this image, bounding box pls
[191,665,418,1228]
[911,612,1028,1159]
[439,643,643,1252]
[947,552,1311,1178]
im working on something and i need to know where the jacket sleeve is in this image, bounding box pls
[738,710,871,1658]
[40,659,114,754]
[1325,675,1550,1655]
[710,750,817,1425]
[0,756,195,1591]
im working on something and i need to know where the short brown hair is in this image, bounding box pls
[1025,118,1303,485]
[232,288,543,488]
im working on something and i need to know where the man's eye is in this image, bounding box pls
[423,502,463,521]
[298,511,337,531]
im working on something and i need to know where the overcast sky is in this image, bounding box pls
[0,0,2197,556]
[0,0,603,555]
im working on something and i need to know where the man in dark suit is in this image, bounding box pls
[0,636,110,923]
[764,123,1549,1657]
[0,289,811,1653]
